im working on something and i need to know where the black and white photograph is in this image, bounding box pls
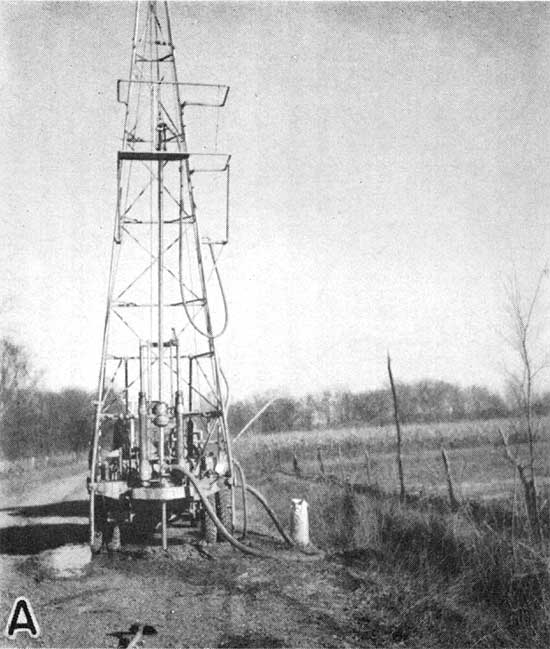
[2,1,550,647]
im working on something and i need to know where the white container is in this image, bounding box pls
[290,498,309,546]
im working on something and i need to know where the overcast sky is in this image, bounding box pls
[1,1,550,399]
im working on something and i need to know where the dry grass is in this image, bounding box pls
[237,418,550,647]
[237,417,550,500]
[246,470,550,647]
[0,452,88,499]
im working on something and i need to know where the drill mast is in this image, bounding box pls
[89,1,233,549]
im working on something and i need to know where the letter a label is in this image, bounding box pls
[4,597,40,639]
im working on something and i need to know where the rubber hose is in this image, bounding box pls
[233,461,248,539]
[171,465,274,558]
[244,483,296,547]
[232,459,295,547]
[171,466,323,561]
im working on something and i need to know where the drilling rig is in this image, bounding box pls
[88,1,237,551]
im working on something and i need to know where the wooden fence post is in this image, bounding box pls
[317,447,325,475]
[293,452,302,477]
[387,353,406,502]
[441,446,459,510]
[364,450,371,485]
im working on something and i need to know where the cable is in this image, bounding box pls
[178,229,229,339]
[219,363,230,412]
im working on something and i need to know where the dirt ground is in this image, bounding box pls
[0,471,393,649]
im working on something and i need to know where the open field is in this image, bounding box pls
[232,417,550,646]
[2,418,550,647]
[237,417,550,501]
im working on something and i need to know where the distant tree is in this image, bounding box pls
[0,338,34,419]
[260,397,296,432]
[319,390,335,427]
[294,394,315,430]
[227,400,256,436]
[59,388,95,454]
[335,390,354,427]
[463,385,508,420]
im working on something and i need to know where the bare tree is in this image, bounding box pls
[501,267,549,542]
[0,337,33,419]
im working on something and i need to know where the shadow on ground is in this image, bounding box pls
[0,523,88,554]
[0,499,89,518]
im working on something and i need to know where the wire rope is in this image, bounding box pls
[178,239,229,339]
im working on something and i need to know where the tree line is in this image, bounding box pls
[227,381,550,436]
[2,334,550,460]
[0,338,94,460]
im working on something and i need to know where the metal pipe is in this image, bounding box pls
[138,392,151,484]
[147,341,152,402]
[175,335,181,393]
[129,417,136,450]
[175,390,185,464]
[157,154,164,402]
[159,427,165,483]
[188,356,193,411]
[124,358,129,413]
[169,342,174,400]
[139,343,145,393]
[90,486,96,548]
[161,502,167,550]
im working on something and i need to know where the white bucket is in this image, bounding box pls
[290,498,309,546]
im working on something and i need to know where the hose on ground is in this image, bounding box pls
[171,464,323,561]
[232,459,294,547]
[244,483,296,547]
[171,464,274,558]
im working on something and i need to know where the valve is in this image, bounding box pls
[152,401,169,428]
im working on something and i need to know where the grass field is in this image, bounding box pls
[237,417,550,500]
[235,417,550,647]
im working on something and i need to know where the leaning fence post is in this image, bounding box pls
[293,452,302,477]
[441,446,459,510]
[317,447,325,475]
[387,352,406,503]
[364,450,371,485]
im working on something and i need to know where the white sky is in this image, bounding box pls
[1,1,550,399]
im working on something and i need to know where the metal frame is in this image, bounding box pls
[117,79,230,107]
[89,0,234,551]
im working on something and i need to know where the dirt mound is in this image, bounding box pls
[36,543,92,579]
